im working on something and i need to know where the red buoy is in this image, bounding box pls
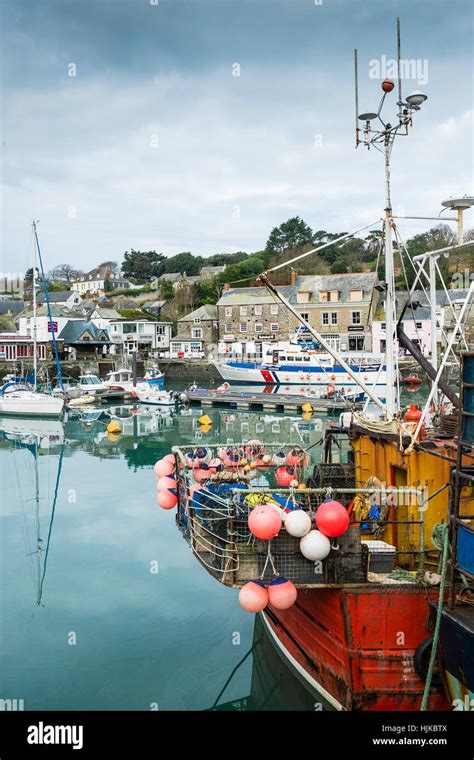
[268,577,297,610]
[315,500,349,537]
[239,581,268,613]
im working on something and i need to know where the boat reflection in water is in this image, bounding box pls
[210,615,325,712]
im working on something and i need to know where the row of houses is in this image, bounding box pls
[1,272,471,364]
[70,263,226,297]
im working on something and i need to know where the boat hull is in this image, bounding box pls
[262,585,449,711]
[0,392,64,417]
[213,362,387,389]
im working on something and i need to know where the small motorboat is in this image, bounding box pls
[68,393,97,408]
[136,388,180,406]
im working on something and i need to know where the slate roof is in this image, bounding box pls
[178,305,218,322]
[0,300,25,316]
[38,290,80,303]
[217,286,294,306]
[58,320,111,344]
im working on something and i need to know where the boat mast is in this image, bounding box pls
[32,223,38,391]
[383,137,396,416]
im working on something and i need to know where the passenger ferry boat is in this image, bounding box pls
[213,339,386,392]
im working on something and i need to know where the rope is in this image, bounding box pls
[420,522,449,711]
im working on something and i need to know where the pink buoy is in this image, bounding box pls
[239,581,268,613]
[163,453,176,465]
[248,504,282,539]
[315,500,349,537]
[286,448,308,467]
[193,467,209,483]
[157,476,177,491]
[157,489,178,510]
[268,577,297,610]
[275,466,295,488]
[209,457,223,473]
[154,458,175,478]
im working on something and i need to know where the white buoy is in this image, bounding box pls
[285,510,312,538]
[300,530,331,561]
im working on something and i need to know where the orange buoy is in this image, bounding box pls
[275,466,295,488]
[157,489,178,510]
[268,577,297,610]
[248,504,282,539]
[157,476,177,491]
[239,581,268,613]
[154,458,175,478]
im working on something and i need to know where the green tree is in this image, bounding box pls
[159,280,174,300]
[265,217,313,259]
[330,260,348,274]
[121,250,165,281]
[163,252,203,276]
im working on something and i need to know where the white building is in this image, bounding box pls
[37,290,82,309]
[72,266,131,296]
[18,306,83,343]
[108,319,172,355]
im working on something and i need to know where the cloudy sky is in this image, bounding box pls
[1,0,473,274]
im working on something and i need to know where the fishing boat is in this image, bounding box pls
[0,223,64,418]
[104,367,165,393]
[152,19,474,712]
[135,387,182,407]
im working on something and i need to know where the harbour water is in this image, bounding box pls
[0,383,428,711]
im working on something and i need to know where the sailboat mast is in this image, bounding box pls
[32,222,38,391]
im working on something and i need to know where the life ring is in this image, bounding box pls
[327,383,336,396]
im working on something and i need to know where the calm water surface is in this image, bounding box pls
[0,380,428,711]
[1,398,340,711]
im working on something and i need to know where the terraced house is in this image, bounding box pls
[217,272,378,355]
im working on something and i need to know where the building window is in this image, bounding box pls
[352,311,361,325]
[240,323,248,333]
[192,328,203,339]
[138,323,145,334]
[254,305,263,316]
[415,321,423,329]
[322,312,329,325]
[254,323,263,333]
[299,312,309,322]
[350,289,363,301]
[349,336,365,350]
[319,290,339,303]
[240,306,248,316]
[193,317,201,324]
[381,322,386,330]
[270,323,279,332]
[122,323,135,334]
[157,325,166,335]
[331,312,338,325]
[225,306,232,317]
[190,342,201,351]
[224,323,233,334]
[270,304,279,315]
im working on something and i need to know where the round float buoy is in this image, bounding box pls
[287,448,308,467]
[285,510,312,538]
[300,529,331,560]
[239,581,268,613]
[157,476,177,492]
[315,500,349,537]
[157,489,178,510]
[248,504,282,539]
[381,78,395,92]
[107,420,121,434]
[275,466,295,488]
[154,458,175,478]
[268,577,297,610]
[271,451,287,467]
[301,403,313,414]
[198,414,212,426]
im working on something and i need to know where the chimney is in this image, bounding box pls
[223,282,230,292]
[290,269,297,287]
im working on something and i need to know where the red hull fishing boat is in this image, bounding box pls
[152,19,474,711]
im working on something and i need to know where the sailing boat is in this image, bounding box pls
[0,223,64,417]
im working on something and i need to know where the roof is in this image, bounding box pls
[72,266,129,284]
[93,308,121,319]
[178,304,218,322]
[200,265,226,277]
[58,320,111,344]
[374,289,472,321]
[38,290,80,303]
[0,300,25,316]
[157,272,182,282]
[294,272,377,302]
[147,300,167,309]
[217,285,294,306]
[19,305,84,319]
